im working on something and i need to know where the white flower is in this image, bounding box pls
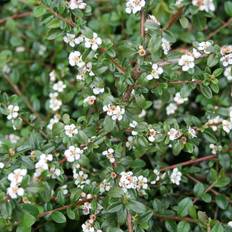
[82,202,91,215]
[168,128,181,141]
[64,124,78,137]
[176,0,183,6]
[7,134,20,144]
[119,171,137,191]
[222,120,232,133]
[103,104,125,121]
[178,54,195,71]
[227,221,232,228]
[16,46,25,53]
[0,162,4,169]
[99,179,111,193]
[224,66,232,81]
[69,0,86,10]
[220,54,232,67]
[197,41,213,54]
[84,33,102,51]
[145,15,160,26]
[49,70,56,82]
[147,128,157,142]
[174,92,188,105]
[60,185,68,195]
[136,175,148,190]
[209,144,222,155]
[207,116,222,131]
[125,0,146,14]
[73,170,90,188]
[74,35,84,45]
[102,148,115,163]
[192,0,215,12]
[68,51,85,67]
[170,168,182,185]
[188,127,197,138]
[92,86,104,95]
[7,105,19,120]
[49,96,62,112]
[151,169,160,184]
[7,183,25,199]
[130,120,138,128]
[84,96,96,105]
[146,63,163,80]
[53,81,66,93]
[63,33,76,47]
[126,136,134,149]
[82,220,95,232]
[8,168,27,185]
[76,62,95,80]
[166,103,177,115]
[50,167,61,179]
[64,146,83,162]
[193,48,202,59]
[161,38,171,55]
[47,114,60,130]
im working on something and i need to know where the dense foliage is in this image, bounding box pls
[0,0,232,231]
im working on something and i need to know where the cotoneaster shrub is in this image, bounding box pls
[0,0,232,231]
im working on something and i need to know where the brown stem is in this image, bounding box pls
[38,198,93,218]
[155,213,197,223]
[140,9,145,38]
[208,18,232,39]
[163,6,184,31]
[3,76,43,121]
[127,211,133,232]
[160,155,217,171]
[0,12,31,25]
[39,1,75,27]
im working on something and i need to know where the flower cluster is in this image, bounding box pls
[119,171,148,192]
[64,145,83,162]
[34,153,53,178]
[103,104,125,121]
[146,63,163,80]
[125,0,146,14]
[7,168,27,199]
[192,0,215,12]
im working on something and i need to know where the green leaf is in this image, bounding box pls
[33,6,47,17]
[179,16,189,29]
[215,195,228,210]
[177,197,193,217]
[177,221,190,232]
[126,200,146,213]
[51,211,66,224]
[193,183,205,197]
[225,1,232,16]
[103,116,115,132]
[212,223,224,232]
[200,85,212,99]
[21,211,36,228]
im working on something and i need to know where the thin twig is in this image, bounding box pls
[163,6,184,31]
[160,155,217,171]
[39,1,76,27]
[122,8,145,102]
[38,198,93,218]
[0,12,31,25]
[127,211,133,232]
[3,76,43,121]
[140,9,145,38]
[208,18,232,39]
[154,213,197,223]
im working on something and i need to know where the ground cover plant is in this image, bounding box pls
[0,0,232,231]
